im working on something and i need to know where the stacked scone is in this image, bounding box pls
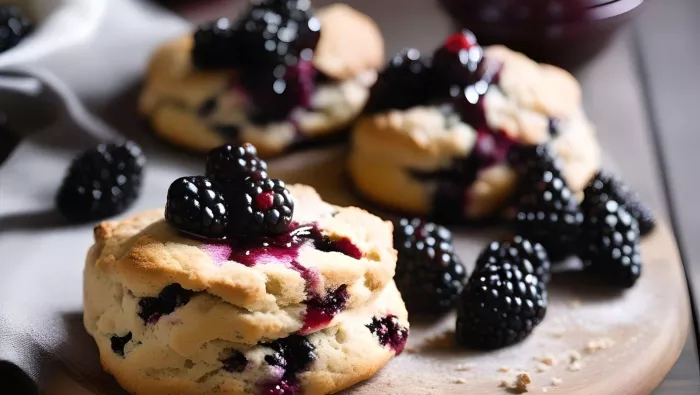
[83,144,408,395]
[139,0,383,157]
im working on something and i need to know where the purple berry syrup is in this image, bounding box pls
[367,315,409,354]
[202,223,360,332]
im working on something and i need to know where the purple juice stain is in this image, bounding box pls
[366,315,409,355]
[299,285,348,335]
[200,223,361,331]
[259,379,297,395]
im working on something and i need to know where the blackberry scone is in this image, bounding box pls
[348,31,601,221]
[139,1,383,157]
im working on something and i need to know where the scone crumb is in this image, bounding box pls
[568,299,582,308]
[452,377,468,384]
[568,350,582,362]
[535,363,550,373]
[455,364,473,371]
[585,337,616,354]
[568,361,583,372]
[499,366,511,372]
[542,387,549,393]
[533,354,557,366]
[551,377,563,386]
[501,373,532,393]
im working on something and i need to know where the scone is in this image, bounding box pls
[139,1,383,157]
[348,31,601,221]
[84,185,397,345]
[84,146,409,395]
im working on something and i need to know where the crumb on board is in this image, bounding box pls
[542,387,549,393]
[549,331,566,338]
[535,363,550,373]
[568,361,583,372]
[451,378,467,384]
[533,354,557,366]
[455,364,473,371]
[568,350,582,362]
[500,373,532,393]
[551,377,563,386]
[568,299,582,308]
[499,366,511,372]
[585,337,616,354]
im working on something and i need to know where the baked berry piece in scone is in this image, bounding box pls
[83,143,408,395]
[139,1,383,157]
[349,30,601,222]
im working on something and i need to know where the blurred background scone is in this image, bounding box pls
[349,31,601,222]
[139,1,383,157]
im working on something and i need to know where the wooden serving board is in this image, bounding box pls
[271,147,691,395]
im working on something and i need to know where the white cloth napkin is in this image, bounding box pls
[0,0,192,392]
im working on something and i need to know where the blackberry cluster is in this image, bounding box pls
[165,143,295,239]
[56,141,146,222]
[581,191,642,288]
[137,284,195,324]
[364,30,495,123]
[165,176,229,239]
[364,48,434,114]
[0,6,33,54]
[509,144,584,260]
[191,0,321,122]
[456,237,550,350]
[393,218,466,314]
[584,171,655,235]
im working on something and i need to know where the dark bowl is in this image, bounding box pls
[438,0,645,69]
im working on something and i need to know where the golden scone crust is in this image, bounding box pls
[84,185,397,345]
[349,45,601,219]
[139,4,383,157]
[88,280,408,395]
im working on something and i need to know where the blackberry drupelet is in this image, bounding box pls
[165,176,229,239]
[393,218,466,314]
[56,141,146,222]
[137,284,195,324]
[192,18,245,69]
[509,144,584,260]
[263,335,317,377]
[205,143,268,187]
[584,171,655,235]
[456,238,550,350]
[364,48,434,114]
[580,197,642,288]
[0,6,33,54]
[230,178,294,235]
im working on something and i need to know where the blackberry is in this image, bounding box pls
[0,6,32,54]
[220,349,248,373]
[230,178,294,235]
[366,315,409,354]
[584,171,655,236]
[205,143,268,187]
[165,176,229,239]
[579,198,642,288]
[364,48,433,114]
[432,30,485,89]
[110,332,132,357]
[56,141,146,222]
[509,144,583,260]
[263,335,316,377]
[456,238,550,350]
[393,218,466,314]
[138,284,195,324]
